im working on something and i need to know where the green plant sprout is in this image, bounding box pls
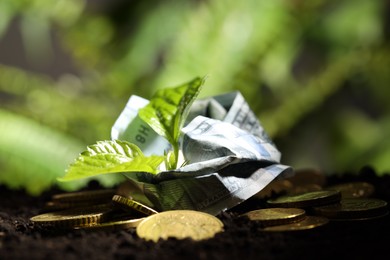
[58,77,205,182]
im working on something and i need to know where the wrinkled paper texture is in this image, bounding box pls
[111,91,292,215]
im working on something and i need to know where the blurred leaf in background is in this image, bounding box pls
[0,0,389,195]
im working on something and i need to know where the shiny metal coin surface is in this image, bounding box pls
[242,208,306,226]
[74,217,146,231]
[112,194,158,215]
[313,198,388,220]
[52,189,116,202]
[267,190,341,208]
[136,210,224,242]
[262,216,329,232]
[30,204,112,228]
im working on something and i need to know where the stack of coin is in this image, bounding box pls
[244,178,388,231]
[240,207,329,232]
[30,204,115,229]
[267,190,342,208]
[251,190,341,231]
[112,194,158,215]
[31,187,226,240]
[312,181,388,221]
[261,215,329,232]
[240,208,306,226]
[313,198,388,221]
[73,209,147,231]
[30,169,388,236]
[43,189,116,212]
[31,189,158,231]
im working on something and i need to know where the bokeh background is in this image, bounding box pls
[1,0,389,195]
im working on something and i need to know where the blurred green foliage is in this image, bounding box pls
[0,0,389,195]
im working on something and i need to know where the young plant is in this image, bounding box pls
[58,77,205,182]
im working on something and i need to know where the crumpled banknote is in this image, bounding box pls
[111,91,292,215]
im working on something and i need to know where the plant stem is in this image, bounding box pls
[172,143,179,170]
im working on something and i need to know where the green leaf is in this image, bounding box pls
[58,140,164,181]
[138,77,205,146]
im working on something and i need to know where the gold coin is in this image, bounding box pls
[74,208,146,231]
[267,190,341,208]
[74,217,145,231]
[313,198,388,221]
[286,168,327,187]
[112,195,158,215]
[241,208,306,226]
[262,216,329,232]
[51,189,116,203]
[43,201,112,212]
[326,182,375,199]
[30,204,112,228]
[136,210,224,242]
[43,189,116,212]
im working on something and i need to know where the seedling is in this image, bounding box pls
[58,77,205,182]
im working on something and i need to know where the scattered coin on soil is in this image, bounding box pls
[136,210,224,242]
[241,207,306,226]
[30,204,113,229]
[112,194,158,215]
[267,190,341,208]
[313,198,388,221]
[262,216,329,232]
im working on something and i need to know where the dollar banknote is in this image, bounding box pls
[111,91,292,215]
[111,95,171,156]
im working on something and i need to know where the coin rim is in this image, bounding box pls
[267,190,341,208]
[74,217,146,231]
[242,208,306,226]
[112,194,158,215]
[30,204,113,228]
[52,189,116,202]
[313,198,389,220]
[262,216,329,232]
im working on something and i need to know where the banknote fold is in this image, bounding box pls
[112,91,292,215]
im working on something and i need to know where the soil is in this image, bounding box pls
[1,165,390,260]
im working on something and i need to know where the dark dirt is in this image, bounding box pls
[1,165,390,260]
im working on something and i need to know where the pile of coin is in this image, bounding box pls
[31,188,148,231]
[30,168,389,239]
[30,183,224,242]
[241,168,389,231]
